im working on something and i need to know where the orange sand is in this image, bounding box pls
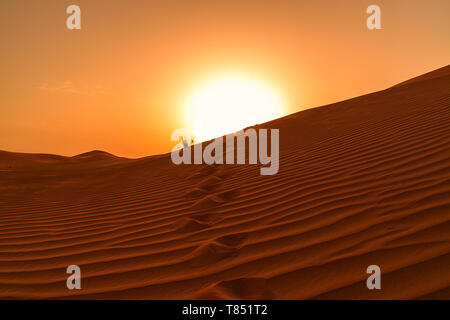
[0,66,449,299]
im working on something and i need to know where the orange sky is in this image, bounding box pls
[1,0,449,157]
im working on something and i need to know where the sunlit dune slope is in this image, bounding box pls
[0,66,449,299]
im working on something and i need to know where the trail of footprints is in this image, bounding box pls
[182,164,238,223]
[175,165,240,232]
[173,164,249,274]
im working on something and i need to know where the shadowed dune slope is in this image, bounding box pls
[0,66,449,299]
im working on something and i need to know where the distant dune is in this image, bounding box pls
[0,66,449,299]
[72,150,124,161]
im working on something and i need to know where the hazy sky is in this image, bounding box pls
[1,0,449,157]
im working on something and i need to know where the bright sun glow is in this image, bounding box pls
[185,75,284,142]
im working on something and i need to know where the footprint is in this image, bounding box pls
[196,277,275,299]
[215,233,248,248]
[216,189,239,201]
[190,212,224,224]
[190,194,225,210]
[187,164,220,180]
[185,241,238,268]
[197,175,222,191]
[215,167,234,179]
[172,217,211,233]
[184,187,208,199]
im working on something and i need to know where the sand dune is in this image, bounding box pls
[0,66,449,299]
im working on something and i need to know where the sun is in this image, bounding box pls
[185,75,284,142]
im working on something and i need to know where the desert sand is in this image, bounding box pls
[0,66,449,299]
